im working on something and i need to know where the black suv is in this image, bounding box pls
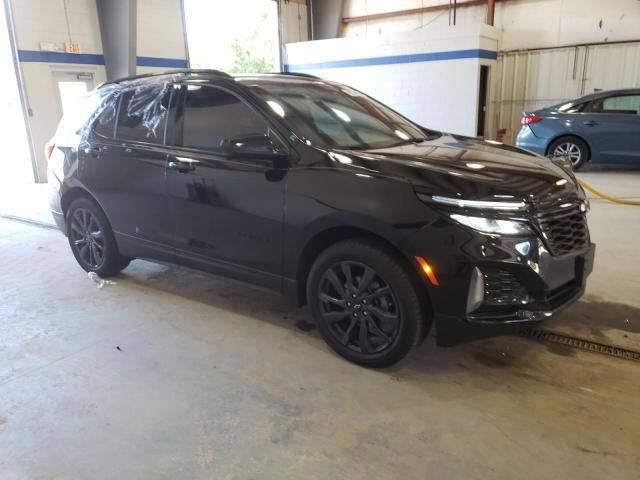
[48,70,595,367]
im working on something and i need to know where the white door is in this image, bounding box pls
[52,70,95,118]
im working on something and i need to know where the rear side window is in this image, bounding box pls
[115,85,171,143]
[92,100,117,138]
[55,92,107,143]
[179,85,268,151]
[588,95,640,114]
[557,102,585,114]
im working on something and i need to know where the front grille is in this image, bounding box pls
[534,195,589,256]
[483,269,529,305]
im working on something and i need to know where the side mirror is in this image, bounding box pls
[222,134,285,158]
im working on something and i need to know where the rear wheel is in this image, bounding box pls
[66,197,130,277]
[307,239,430,368]
[548,136,589,170]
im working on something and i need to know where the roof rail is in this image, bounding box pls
[181,69,233,78]
[98,69,232,88]
[279,71,320,79]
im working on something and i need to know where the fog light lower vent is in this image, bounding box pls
[482,269,529,306]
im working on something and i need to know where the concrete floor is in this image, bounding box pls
[1,172,640,479]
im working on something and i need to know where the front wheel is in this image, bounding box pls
[66,197,131,277]
[307,239,430,368]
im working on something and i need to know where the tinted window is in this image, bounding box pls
[180,85,269,151]
[245,80,429,149]
[602,95,640,114]
[558,102,585,114]
[116,85,171,143]
[588,95,640,114]
[92,100,117,138]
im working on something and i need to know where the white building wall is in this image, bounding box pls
[286,24,499,137]
[343,0,640,50]
[12,0,104,52]
[137,0,187,75]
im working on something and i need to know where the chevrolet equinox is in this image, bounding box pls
[48,70,595,367]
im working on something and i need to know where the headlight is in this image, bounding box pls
[430,195,526,211]
[450,214,532,235]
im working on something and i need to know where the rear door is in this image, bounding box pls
[165,82,288,291]
[579,93,640,165]
[81,82,176,262]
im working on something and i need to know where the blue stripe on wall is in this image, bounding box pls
[17,50,187,68]
[136,56,188,68]
[18,50,105,65]
[284,48,497,72]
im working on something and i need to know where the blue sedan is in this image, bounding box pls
[516,88,640,169]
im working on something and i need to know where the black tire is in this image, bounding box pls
[65,197,131,277]
[307,238,430,368]
[548,136,589,170]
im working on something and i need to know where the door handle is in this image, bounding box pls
[84,146,102,157]
[583,121,598,126]
[168,157,199,172]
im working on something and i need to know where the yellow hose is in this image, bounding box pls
[577,178,640,206]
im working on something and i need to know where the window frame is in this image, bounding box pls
[171,81,289,160]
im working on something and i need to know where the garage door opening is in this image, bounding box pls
[0,0,34,185]
[477,65,489,138]
[183,0,280,73]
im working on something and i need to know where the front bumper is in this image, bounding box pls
[403,221,595,346]
[436,244,595,345]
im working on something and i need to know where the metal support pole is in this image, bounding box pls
[96,0,137,80]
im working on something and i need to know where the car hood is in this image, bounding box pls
[327,133,580,204]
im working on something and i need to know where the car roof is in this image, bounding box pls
[572,88,640,104]
[97,69,320,89]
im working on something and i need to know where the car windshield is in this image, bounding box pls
[245,79,432,150]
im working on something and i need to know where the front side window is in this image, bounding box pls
[243,80,429,150]
[115,84,171,143]
[588,94,640,115]
[179,85,269,151]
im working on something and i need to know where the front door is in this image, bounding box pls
[579,93,640,165]
[165,83,287,291]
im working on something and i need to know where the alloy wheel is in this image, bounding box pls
[318,261,401,355]
[553,142,582,167]
[69,207,106,269]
